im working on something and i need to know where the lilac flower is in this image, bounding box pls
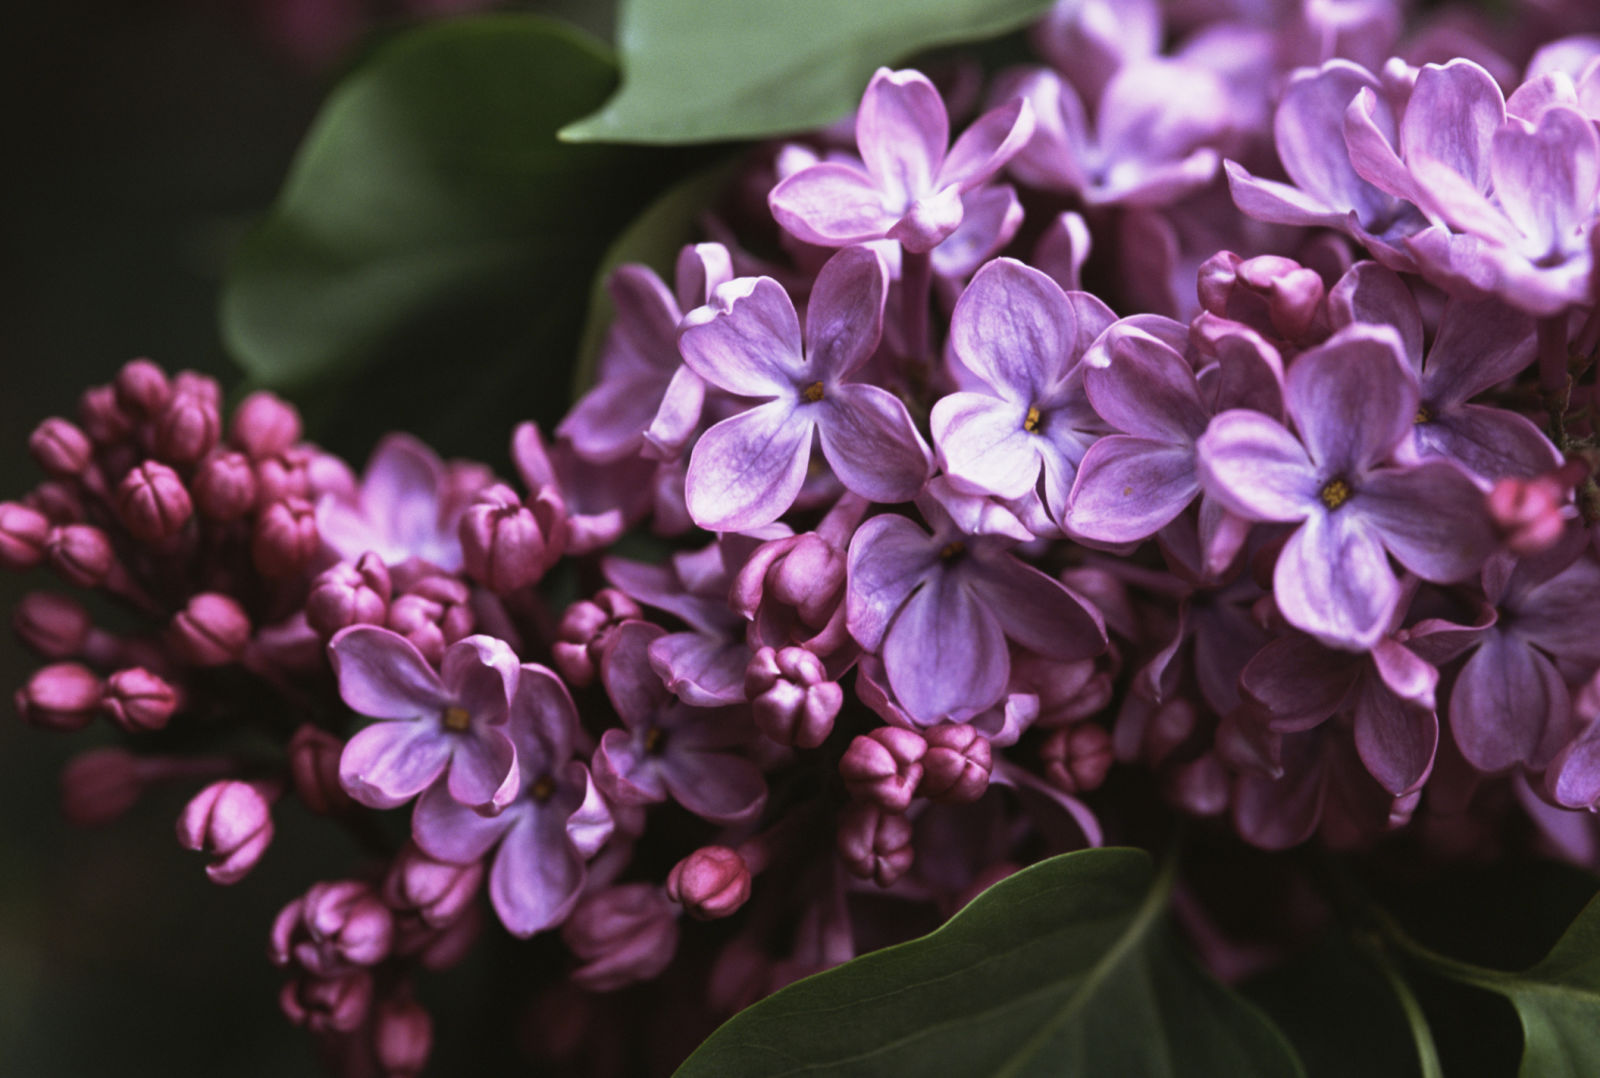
[317,434,477,571]
[679,245,931,531]
[511,423,652,554]
[330,626,520,812]
[845,492,1105,723]
[1196,323,1496,651]
[769,67,1034,253]
[412,663,613,937]
[930,258,1111,527]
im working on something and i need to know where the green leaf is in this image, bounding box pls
[675,847,1304,1077]
[560,0,1055,145]
[219,15,702,458]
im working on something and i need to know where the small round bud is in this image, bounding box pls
[1487,462,1585,557]
[114,358,171,418]
[15,662,103,730]
[271,880,395,975]
[387,577,472,666]
[0,502,51,570]
[116,460,193,543]
[13,591,91,658]
[29,418,93,477]
[177,779,276,884]
[78,384,135,443]
[230,391,303,458]
[383,844,482,927]
[666,846,751,920]
[307,555,392,640]
[279,971,372,1034]
[459,484,562,593]
[255,447,315,506]
[150,388,222,465]
[553,589,642,687]
[61,747,146,826]
[920,722,993,803]
[1041,722,1114,794]
[27,481,85,524]
[837,803,915,887]
[839,727,926,811]
[104,667,181,732]
[562,884,680,991]
[46,524,114,586]
[1166,752,1229,817]
[374,994,433,1078]
[746,645,842,749]
[171,593,251,666]
[252,497,318,577]
[192,450,259,522]
[288,725,354,816]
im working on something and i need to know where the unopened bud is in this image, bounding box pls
[1197,252,1325,342]
[116,460,193,543]
[252,497,318,577]
[230,391,303,458]
[192,450,259,522]
[374,994,433,1078]
[150,389,220,465]
[839,726,926,811]
[114,358,171,418]
[27,481,84,524]
[387,577,472,666]
[46,524,114,586]
[1166,752,1229,816]
[29,418,93,477]
[14,591,91,658]
[553,589,642,687]
[288,725,354,816]
[459,484,563,593]
[61,747,146,826]
[104,667,180,732]
[837,803,915,887]
[177,779,276,884]
[746,645,842,749]
[384,844,482,927]
[171,593,251,666]
[78,384,135,443]
[920,722,992,803]
[307,555,391,640]
[1041,722,1114,794]
[1488,462,1585,557]
[255,449,313,505]
[15,662,103,730]
[666,846,751,920]
[271,880,395,975]
[280,971,373,1034]
[0,502,51,570]
[562,883,680,991]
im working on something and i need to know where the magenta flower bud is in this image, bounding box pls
[288,725,355,816]
[192,450,259,522]
[271,880,395,975]
[458,483,562,593]
[386,577,472,666]
[1041,722,1114,794]
[279,971,373,1034]
[45,524,113,587]
[1196,252,1326,343]
[0,502,51,570]
[745,645,843,749]
[113,358,170,418]
[170,593,251,666]
[230,391,303,458]
[116,460,193,543]
[1487,462,1585,557]
[307,555,392,640]
[666,845,751,920]
[177,779,276,884]
[14,591,91,658]
[374,994,433,1078]
[255,449,313,505]
[252,497,318,577]
[78,384,135,443]
[919,722,992,804]
[837,803,915,887]
[149,388,220,466]
[383,844,482,927]
[839,726,926,811]
[104,667,180,732]
[732,531,852,650]
[60,747,146,826]
[553,589,642,687]
[562,883,680,992]
[27,481,84,525]
[28,418,93,478]
[172,370,222,407]
[15,662,102,731]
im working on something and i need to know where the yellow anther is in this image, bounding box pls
[1319,478,1352,510]
[1023,406,1042,433]
[802,381,825,403]
[442,706,471,731]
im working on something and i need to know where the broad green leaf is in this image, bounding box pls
[560,0,1055,145]
[675,847,1304,1078]
[219,15,701,457]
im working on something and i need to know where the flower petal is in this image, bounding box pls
[930,391,1041,500]
[685,400,812,532]
[846,514,939,652]
[1355,461,1496,582]
[1286,323,1417,477]
[1274,511,1399,652]
[446,725,520,813]
[659,749,767,824]
[1352,674,1437,795]
[1450,631,1570,772]
[857,68,948,208]
[340,720,453,810]
[1084,327,1208,442]
[768,162,900,247]
[814,384,932,504]
[1067,436,1199,543]
[490,807,586,937]
[1195,410,1318,522]
[330,626,450,719]
[966,553,1106,661]
[412,780,514,863]
[938,96,1034,193]
[882,569,1010,722]
[804,246,888,382]
[678,277,803,397]
[949,257,1079,401]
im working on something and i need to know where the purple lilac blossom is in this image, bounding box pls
[316,433,476,571]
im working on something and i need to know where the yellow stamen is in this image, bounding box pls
[644,726,665,755]
[1415,404,1432,424]
[940,541,966,561]
[442,706,471,731]
[802,381,825,403]
[1319,478,1352,510]
[1023,405,1042,433]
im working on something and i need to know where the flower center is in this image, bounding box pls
[1415,404,1432,424]
[939,540,966,562]
[442,706,471,731]
[644,725,667,755]
[531,775,556,802]
[1319,478,1352,511]
[802,381,825,403]
[1023,405,1042,433]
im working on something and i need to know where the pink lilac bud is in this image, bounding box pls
[280,971,373,1034]
[192,450,259,522]
[78,384,135,443]
[171,593,251,666]
[1166,753,1229,817]
[27,481,84,524]
[150,389,221,465]
[383,844,482,927]
[562,884,680,992]
[116,460,193,543]
[1197,252,1326,344]
[745,645,842,749]
[553,589,642,687]
[61,747,145,826]
[733,531,850,650]
[386,577,472,666]
[272,880,395,976]
[665,846,751,920]
[114,358,171,418]
[13,591,91,658]
[837,803,915,887]
[839,727,926,811]
[177,779,276,884]
[230,391,303,458]
[252,497,319,577]
[104,667,180,732]
[255,449,313,505]
[0,502,51,569]
[1487,462,1585,556]
[920,722,992,803]
[1041,723,1114,794]
[374,994,433,1078]
[307,555,392,640]
[46,524,113,586]
[28,418,93,478]
[288,725,355,816]
[459,484,562,593]
[15,662,102,731]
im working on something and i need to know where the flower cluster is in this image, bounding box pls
[12,0,1600,1073]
